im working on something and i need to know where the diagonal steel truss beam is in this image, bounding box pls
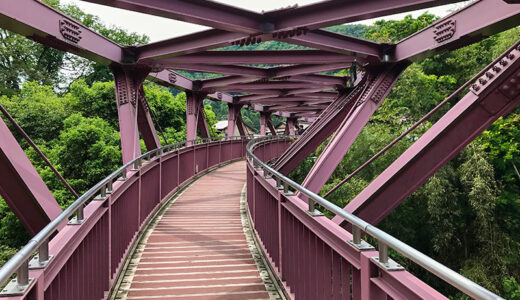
[273,75,367,174]
[333,41,520,225]
[137,87,161,150]
[299,64,407,196]
[0,117,63,235]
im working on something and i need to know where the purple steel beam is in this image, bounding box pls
[273,76,367,174]
[236,113,247,136]
[185,91,207,141]
[155,50,360,65]
[394,0,520,62]
[197,108,211,139]
[112,66,149,164]
[148,69,194,90]
[266,116,277,136]
[288,74,347,86]
[203,74,346,90]
[285,87,338,96]
[0,117,63,235]
[201,76,260,89]
[264,0,463,31]
[243,96,335,104]
[137,29,250,61]
[136,88,161,150]
[138,29,380,62]
[239,93,283,102]
[227,103,244,137]
[169,63,267,77]
[260,112,267,136]
[82,0,263,34]
[0,0,123,65]
[334,41,520,225]
[222,82,337,90]
[286,117,297,135]
[300,64,406,196]
[269,105,328,112]
[169,62,354,79]
[282,29,383,58]
[273,63,356,78]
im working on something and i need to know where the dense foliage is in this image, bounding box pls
[290,14,520,298]
[0,2,518,298]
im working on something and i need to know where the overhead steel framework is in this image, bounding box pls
[0,0,519,299]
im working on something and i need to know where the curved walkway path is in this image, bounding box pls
[114,161,283,300]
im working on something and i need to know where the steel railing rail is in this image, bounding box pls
[246,135,503,300]
[0,135,251,291]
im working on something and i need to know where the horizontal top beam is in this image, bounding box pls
[154,50,361,65]
[394,0,520,62]
[82,0,263,34]
[0,0,123,65]
[265,0,464,31]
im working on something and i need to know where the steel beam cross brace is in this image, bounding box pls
[334,42,520,225]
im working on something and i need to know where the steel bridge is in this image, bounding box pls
[0,0,519,299]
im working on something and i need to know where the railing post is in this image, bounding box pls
[348,227,374,251]
[373,240,404,271]
[1,259,33,296]
[68,204,84,225]
[107,180,113,193]
[378,241,388,264]
[307,199,323,216]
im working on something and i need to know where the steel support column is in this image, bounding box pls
[287,117,297,136]
[0,117,62,235]
[112,65,151,165]
[259,112,268,136]
[334,43,520,225]
[227,102,244,137]
[300,64,406,195]
[186,91,208,141]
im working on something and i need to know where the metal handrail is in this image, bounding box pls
[246,135,503,300]
[0,135,251,291]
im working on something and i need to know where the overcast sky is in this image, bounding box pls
[62,0,470,43]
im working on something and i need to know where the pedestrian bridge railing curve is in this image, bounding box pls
[246,135,502,300]
[0,136,251,299]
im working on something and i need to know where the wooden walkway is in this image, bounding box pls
[116,161,280,300]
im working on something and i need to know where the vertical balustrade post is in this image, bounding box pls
[68,203,85,225]
[38,240,49,264]
[17,261,28,287]
[378,241,388,264]
[307,199,323,216]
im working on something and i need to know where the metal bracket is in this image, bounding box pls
[371,257,405,271]
[1,278,35,296]
[28,255,54,269]
[68,217,83,225]
[306,209,324,217]
[347,239,375,251]
[93,194,106,201]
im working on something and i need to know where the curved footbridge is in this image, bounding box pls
[115,161,284,300]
